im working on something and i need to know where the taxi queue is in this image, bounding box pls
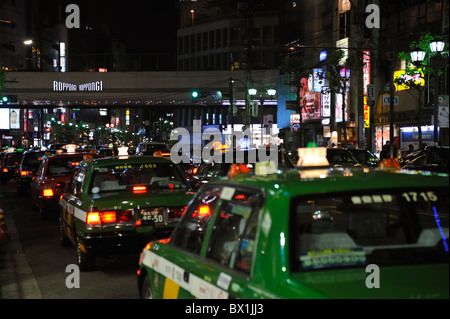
[0,143,448,299]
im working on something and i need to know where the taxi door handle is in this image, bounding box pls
[183,271,189,283]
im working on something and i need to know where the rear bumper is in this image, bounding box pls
[79,227,173,256]
[38,196,60,211]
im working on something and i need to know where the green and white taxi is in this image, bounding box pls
[59,150,194,271]
[137,147,449,299]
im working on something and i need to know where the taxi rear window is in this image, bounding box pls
[90,162,187,193]
[47,157,84,176]
[290,187,449,272]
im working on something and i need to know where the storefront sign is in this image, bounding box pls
[382,96,399,105]
[321,88,331,117]
[53,80,104,92]
[363,50,370,95]
[393,69,424,91]
[364,96,370,128]
[313,68,324,92]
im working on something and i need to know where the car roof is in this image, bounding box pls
[224,167,448,197]
[87,154,175,166]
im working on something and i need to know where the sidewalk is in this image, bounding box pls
[0,194,42,299]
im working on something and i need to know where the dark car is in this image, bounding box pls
[399,146,449,174]
[178,162,198,181]
[16,149,55,195]
[326,148,359,167]
[1,149,24,185]
[190,147,295,190]
[135,142,170,156]
[347,149,380,167]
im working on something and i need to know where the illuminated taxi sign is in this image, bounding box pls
[378,158,402,170]
[64,144,77,154]
[83,154,94,162]
[297,147,329,167]
[227,164,250,179]
[117,146,129,158]
[255,161,277,176]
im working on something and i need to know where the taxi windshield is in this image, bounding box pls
[90,162,187,193]
[290,187,449,272]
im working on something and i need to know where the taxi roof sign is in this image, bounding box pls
[64,144,77,154]
[255,161,277,176]
[117,146,129,157]
[378,158,402,170]
[297,147,329,167]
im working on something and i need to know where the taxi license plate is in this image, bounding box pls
[140,208,167,224]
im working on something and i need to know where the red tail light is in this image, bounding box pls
[43,189,54,197]
[21,171,33,176]
[86,212,101,225]
[86,209,133,225]
[171,206,187,219]
[100,211,116,223]
[133,186,147,194]
[2,168,8,173]
[192,205,211,218]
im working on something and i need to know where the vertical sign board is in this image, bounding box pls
[321,88,331,118]
[364,96,370,128]
[363,51,370,95]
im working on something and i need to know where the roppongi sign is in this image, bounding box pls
[53,80,103,92]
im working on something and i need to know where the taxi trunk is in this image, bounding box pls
[78,189,192,255]
[291,263,449,298]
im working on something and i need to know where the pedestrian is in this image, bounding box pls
[380,140,390,160]
[347,142,355,150]
[407,144,414,154]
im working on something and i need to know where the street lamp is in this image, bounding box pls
[430,40,445,53]
[429,40,446,144]
[409,40,447,145]
[410,49,426,63]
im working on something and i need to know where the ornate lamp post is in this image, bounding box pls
[410,40,447,145]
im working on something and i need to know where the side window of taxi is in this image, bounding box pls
[171,187,221,255]
[206,187,262,275]
[69,165,87,196]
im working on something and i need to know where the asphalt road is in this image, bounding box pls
[0,179,140,299]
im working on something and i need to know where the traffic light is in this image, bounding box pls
[0,95,18,105]
[191,90,199,102]
[191,90,207,103]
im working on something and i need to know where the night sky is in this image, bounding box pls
[42,0,179,54]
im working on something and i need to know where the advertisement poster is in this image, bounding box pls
[0,109,9,129]
[10,108,21,129]
[300,76,321,120]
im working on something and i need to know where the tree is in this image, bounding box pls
[394,32,448,148]
[280,55,311,147]
[319,48,361,147]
